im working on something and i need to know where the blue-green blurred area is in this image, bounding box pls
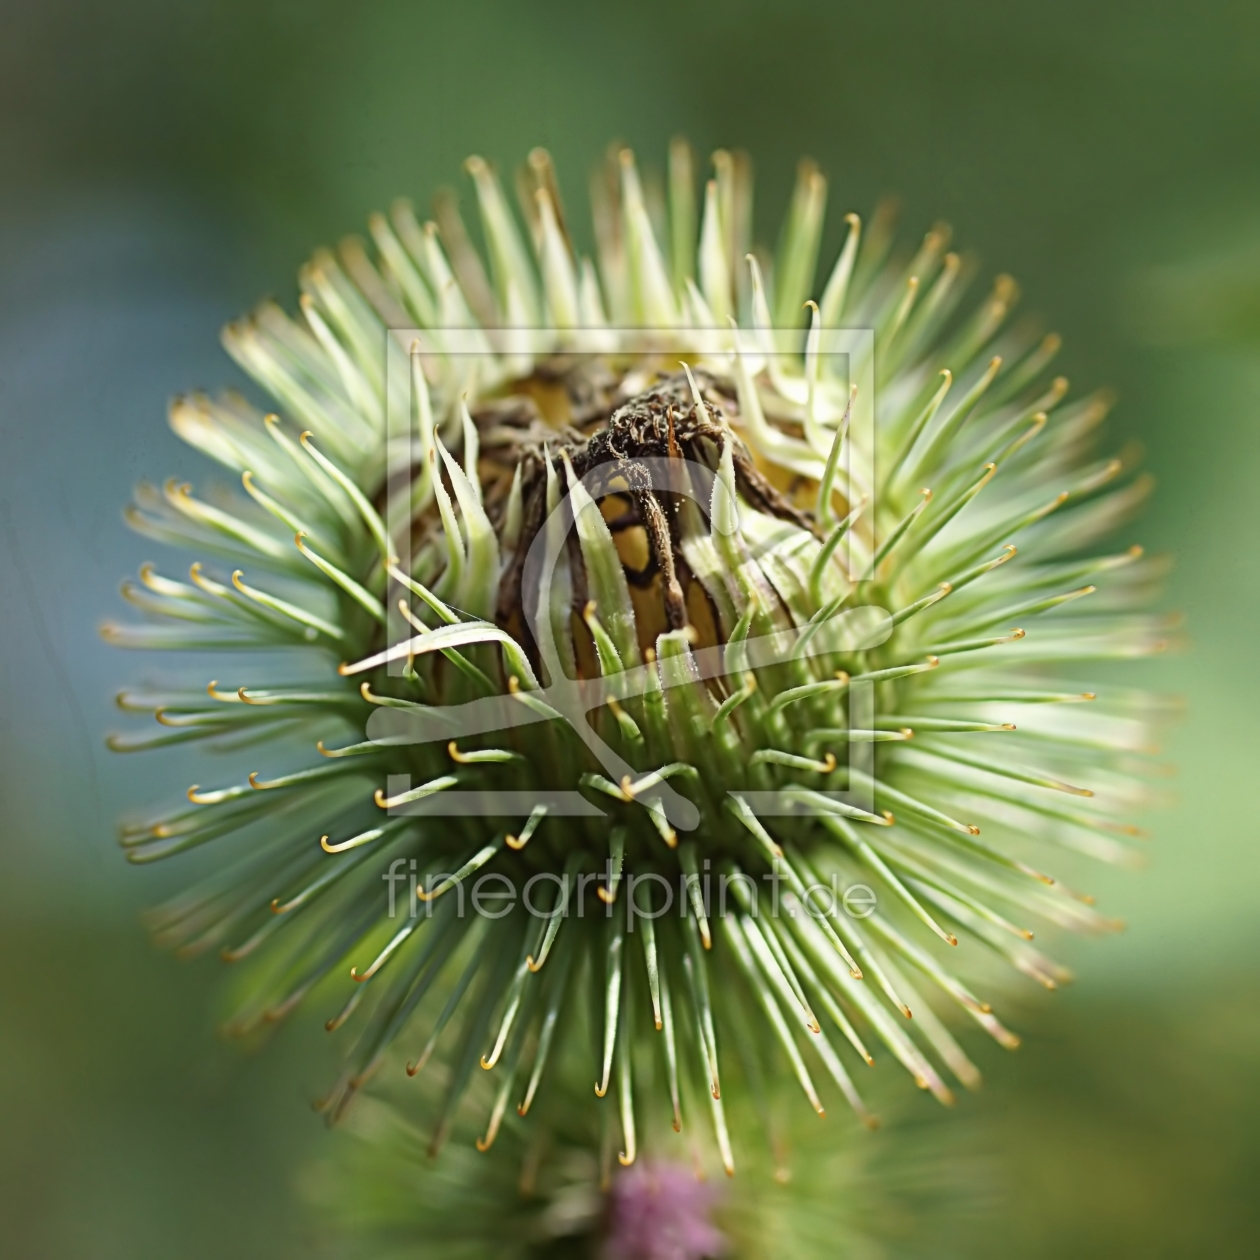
[1,0,1257,1254]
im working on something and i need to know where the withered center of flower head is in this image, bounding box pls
[486,368,818,661]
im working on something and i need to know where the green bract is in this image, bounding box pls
[106,142,1171,1176]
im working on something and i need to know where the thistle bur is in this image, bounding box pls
[106,141,1172,1176]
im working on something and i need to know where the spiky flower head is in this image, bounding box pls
[106,141,1171,1177]
[307,1059,979,1258]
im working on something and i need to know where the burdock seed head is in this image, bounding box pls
[105,141,1173,1176]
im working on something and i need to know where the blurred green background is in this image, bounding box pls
[1,1,1258,1254]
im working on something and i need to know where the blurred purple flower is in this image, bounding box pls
[603,1162,727,1260]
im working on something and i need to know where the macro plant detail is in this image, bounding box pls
[309,1071,965,1259]
[105,140,1171,1178]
